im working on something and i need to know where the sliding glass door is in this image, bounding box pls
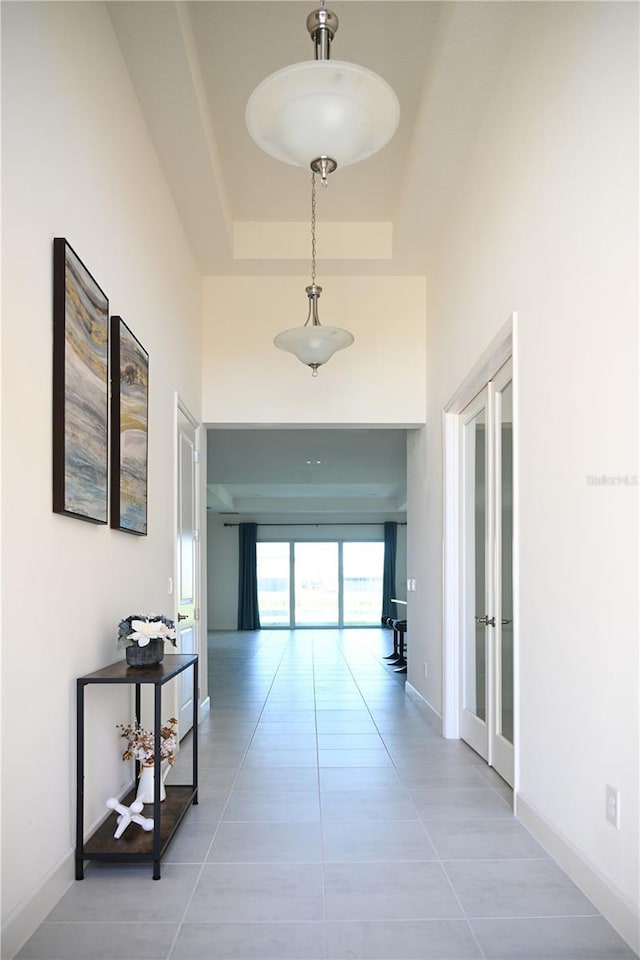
[257,539,384,628]
[343,541,385,625]
[256,542,290,626]
[294,543,339,625]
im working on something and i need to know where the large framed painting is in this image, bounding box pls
[110,316,149,535]
[52,239,109,523]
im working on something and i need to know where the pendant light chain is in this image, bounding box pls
[310,171,317,286]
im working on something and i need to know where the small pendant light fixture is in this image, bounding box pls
[246,2,400,182]
[273,173,354,376]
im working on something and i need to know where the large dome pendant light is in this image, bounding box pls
[246,2,400,181]
[273,172,354,376]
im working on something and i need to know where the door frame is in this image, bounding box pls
[442,314,519,786]
[174,394,210,722]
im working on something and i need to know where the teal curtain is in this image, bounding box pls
[237,523,261,630]
[381,521,397,620]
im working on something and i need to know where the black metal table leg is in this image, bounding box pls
[75,679,85,880]
[152,681,162,879]
[192,659,199,805]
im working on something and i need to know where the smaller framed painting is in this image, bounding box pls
[53,238,109,523]
[110,316,149,535]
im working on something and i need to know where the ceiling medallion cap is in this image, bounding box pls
[246,60,399,170]
[306,7,339,42]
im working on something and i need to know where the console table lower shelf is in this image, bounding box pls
[79,785,196,873]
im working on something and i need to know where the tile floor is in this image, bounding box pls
[17,629,637,960]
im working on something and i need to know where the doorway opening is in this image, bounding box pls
[205,428,408,635]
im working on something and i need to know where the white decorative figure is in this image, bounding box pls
[106,797,154,839]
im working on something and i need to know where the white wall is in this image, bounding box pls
[208,517,406,630]
[202,275,426,426]
[1,3,203,954]
[207,513,239,629]
[407,1,638,945]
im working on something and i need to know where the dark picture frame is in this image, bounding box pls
[110,316,149,535]
[52,238,109,523]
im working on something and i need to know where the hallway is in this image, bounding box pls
[18,629,635,960]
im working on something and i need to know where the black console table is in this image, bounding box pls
[76,654,198,880]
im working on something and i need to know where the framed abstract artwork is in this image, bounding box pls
[52,238,109,523]
[110,316,149,535]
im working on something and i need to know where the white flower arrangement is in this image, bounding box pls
[117,614,177,649]
[117,717,178,766]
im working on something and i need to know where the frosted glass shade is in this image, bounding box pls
[246,60,399,169]
[273,324,354,368]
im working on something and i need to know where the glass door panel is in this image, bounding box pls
[294,542,339,626]
[462,403,488,727]
[499,380,514,745]
[343,542,384,625]
[460,390,491,761]
[257,542,290,626]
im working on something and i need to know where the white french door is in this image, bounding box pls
[459,359,514,785]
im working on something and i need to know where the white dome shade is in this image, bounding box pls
[247,60,400,169]
[273,324,354,367]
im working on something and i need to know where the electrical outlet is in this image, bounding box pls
[168,577,173,595]
[423,662,428,679]
[606,785,621,829]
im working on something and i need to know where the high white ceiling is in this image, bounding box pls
[106,1,518,517]
[107,1,519,276]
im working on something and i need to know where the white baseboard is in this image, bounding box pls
[3,700,212,960]
[2,771,143,959]
[404,682,443,735]
[1,849,74,960]
[517,795,639,956]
